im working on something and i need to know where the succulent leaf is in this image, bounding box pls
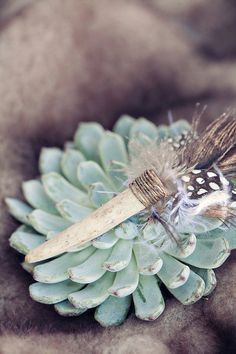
[88,182,113,208]
[56,199,93,223]
[33,246,95,283]
[133,275,165,321]
[28,209,72,235]
[68,248,112,284]
[5,198,33,225]
[10,225,45,255]
[61,149,85,189]
[113,115,135,144]
[108,254,139,297]
[130,118,158,140]
[30,280,83,304]
[68,271,115,309]
[91,231,118,249]
[133,242,163,275]
[169,270,205,305]
[190,267,217,296]
[22,180,58,214]
[42,172,88,205]
[73,122,104,161]
[39,148,63,174]
[95,295,132,327]
[77,161,114,190]
[99,132,128,189]
[103,239,133,272]
[177,237,230,269]
[54,300,87,317]
[157,253,190,289]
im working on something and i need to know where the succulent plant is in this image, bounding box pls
[6,115,236,327]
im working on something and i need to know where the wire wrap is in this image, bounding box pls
[129,169,167,208]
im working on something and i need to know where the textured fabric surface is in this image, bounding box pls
[0,0,236,353]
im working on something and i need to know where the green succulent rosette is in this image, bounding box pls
[6,116,236,327]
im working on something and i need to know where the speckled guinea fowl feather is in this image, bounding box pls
[175,113,236,222]
[127,114,236,202]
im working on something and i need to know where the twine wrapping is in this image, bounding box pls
[129,169,167,208]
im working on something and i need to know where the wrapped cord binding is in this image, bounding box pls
[129,169,167,208]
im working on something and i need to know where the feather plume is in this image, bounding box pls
[126,139,182,196]
[218,145,236,177]
[183,113,236,170]
[126,112,236,238]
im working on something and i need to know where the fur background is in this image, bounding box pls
[0,1,236,353]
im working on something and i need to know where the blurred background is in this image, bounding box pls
[0,0,236,145]
[0,1,236,353]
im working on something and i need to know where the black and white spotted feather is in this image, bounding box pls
[127,113,236,236]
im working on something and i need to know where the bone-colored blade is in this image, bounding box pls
[25,188,145,263]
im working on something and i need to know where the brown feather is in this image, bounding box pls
[218,144,236,177]
[203,206,232,219]
[183,113,236,170]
